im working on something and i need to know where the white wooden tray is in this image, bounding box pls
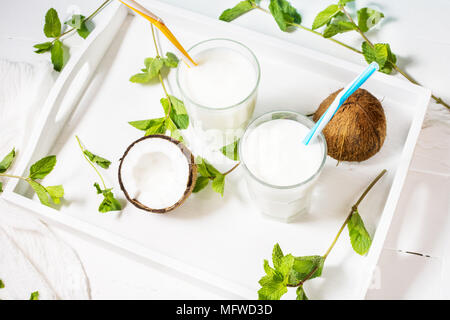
[3,0,430,299]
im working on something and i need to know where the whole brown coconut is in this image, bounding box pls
[313,88,386,162]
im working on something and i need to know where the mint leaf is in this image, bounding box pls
[196,157,213,178]
[45,185,64,204]
[29,155,56,180]
[272,243,284,269]
[129,117,165,131]
[289,255,324,285]
[312,4,341,30]
[161,95,189,130]
[0,182,3,193]
[65,14,85,29]
[94,182,102,194]
[94,183,122,213]
[195,157,225,195]
[99,190,122,213]
[203,159,222,178]
[269,0,302,32]
[219,0,256,22]
[131,54,177,83]
[130,57,163,83]
[258,260,288,300]
[193,176,210,193]
[211,174,225,196]
[258,251,294,300]
[258,276,287,300]
[323,20,356,37]
[33,42,53,54]
[145,118,166,136]
[348,209,372,255]
[277,254,295,277]
[0,279,4,288]
[129,72,152,83]
[0,148,16,173]
[220,139,240,161]
[361,42,396,74]
[357,8,384,32]
[129,117,167,135]
[44,8,61,38]
[51,39,65,71]
[164,118,184,142]
[30,291,39,300]
[322,13,356,38]
[77,20,94,39]
[296,286,308,300]
[163,52,179,68]
[28,180,50,206]
[83,150,111,169]
[65,14,94,40]
[147,57,164,79]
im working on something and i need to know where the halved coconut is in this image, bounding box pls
[118,135,197,213]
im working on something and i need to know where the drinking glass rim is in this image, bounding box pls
[176,38,261,111]
[239,110,328,190]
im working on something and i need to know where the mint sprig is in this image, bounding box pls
[76,136,121,213]
[33,1,110,71]
[193,157,240,196]
[130,53,179,83]
[128,95,188,141]
[218,0,450,109]
[0,148,64,205]
[129,26,188,141]
[34,8,66,71]
[258,170,386,300]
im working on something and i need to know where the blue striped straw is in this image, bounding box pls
[303,62,380,146]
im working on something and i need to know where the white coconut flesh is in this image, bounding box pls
[119,136,192,211]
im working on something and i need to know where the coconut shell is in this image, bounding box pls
[313,88,386,162]
[118,135,197,214]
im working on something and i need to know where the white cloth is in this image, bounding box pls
[0,60,90,300]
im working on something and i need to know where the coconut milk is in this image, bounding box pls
[179,47,256,108]
[177,40,259,147]
[241,115,326,221]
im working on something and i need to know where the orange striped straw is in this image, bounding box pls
[118,0,197,66]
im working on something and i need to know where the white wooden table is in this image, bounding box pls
[1,0,449,299]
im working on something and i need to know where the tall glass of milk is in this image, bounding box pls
[177,39,260,148]
[239,111,327,221]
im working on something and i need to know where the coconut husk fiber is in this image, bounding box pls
[313,88,386,162]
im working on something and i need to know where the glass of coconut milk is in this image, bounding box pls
[177,39,260,147]
[239,111,327,221]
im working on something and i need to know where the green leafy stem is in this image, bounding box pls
[220,0,449,110]
[0,148,64,206]
[34,0,110,71]
[258,169,387,300]
[128,24,186,141]
[193,157,241,196]
[75,136,121,213]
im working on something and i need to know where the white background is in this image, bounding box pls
[0,0,449,299]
